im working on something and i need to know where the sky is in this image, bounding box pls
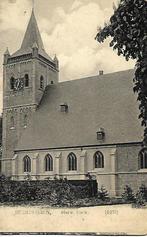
[0,0,135,112]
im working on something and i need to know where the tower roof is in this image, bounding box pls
[21,10,44,51]
[11,10,52,61]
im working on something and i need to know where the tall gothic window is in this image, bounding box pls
[45,154,53,171]
[40,76,44,89]
[94,151,104,168]
[24,74,29,87]
[10,116,14,129]
[68,152,77,171]
[23,156,31,172]
[10,77,15,90]
[139,149,147,169]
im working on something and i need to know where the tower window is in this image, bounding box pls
[94,151,104,168]
[139,149,147,169]
[23,155,31,172]
[24,114,27,128]
[24,74,29,87]
[68,152,77,171]
[40,76,44,89]
[10,116,15,129]
[45,154,53,171]
[10,77,15,90]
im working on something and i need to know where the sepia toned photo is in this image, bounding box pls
[0,0,147,235]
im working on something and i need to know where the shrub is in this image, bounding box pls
[122,185,135,203]
[138,184,147,201]
[47,181,75,207]
[134,191,146,208]
[0,175,12,202]
[70,183,90,198]
[98,185,109,201]
[49,190,59,206]
[132,184,147,208]
[0,176,97,205]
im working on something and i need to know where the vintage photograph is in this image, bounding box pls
[0,0,147,235]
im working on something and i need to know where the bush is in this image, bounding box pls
[0,176,96,205]
[134,191,146,208]
[47,181,75,207]
[0,175,12,202]
[49,190,59,206]
[132,184,147,208]
[98,185,109,201]
[122,185,135,203]
[138,184,147,201]
[70,183,90,198]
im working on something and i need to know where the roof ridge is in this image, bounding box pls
[57,68,134,85]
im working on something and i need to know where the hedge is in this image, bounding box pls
[0,176,97,206]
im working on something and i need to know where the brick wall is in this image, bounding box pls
[115,144,147,195]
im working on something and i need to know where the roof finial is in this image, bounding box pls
[32,0,35,11]
[4,47,10,55]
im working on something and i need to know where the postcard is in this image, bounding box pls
[0,0,147,235]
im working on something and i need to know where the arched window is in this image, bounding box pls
[10,77,15,90]
[68,152,77,171]
[24,74,29,87]
[139,149,147,169]
[40,76,44,89]
[94,151,104,168]
[24,114,27,128]
[45,154,53,171]
[23,156,31,172]
[10,116,14,129]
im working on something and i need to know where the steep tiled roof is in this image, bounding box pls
[11,10,52,62]
[16,69,143,151]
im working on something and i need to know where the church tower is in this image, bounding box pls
[2,10,59,176]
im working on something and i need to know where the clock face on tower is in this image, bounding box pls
[14,78,24,91]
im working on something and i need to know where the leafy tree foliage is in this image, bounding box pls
[95,0,147,146]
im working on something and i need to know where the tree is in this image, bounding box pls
[95,0,147,146]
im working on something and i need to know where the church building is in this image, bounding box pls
[1,10,147,196]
